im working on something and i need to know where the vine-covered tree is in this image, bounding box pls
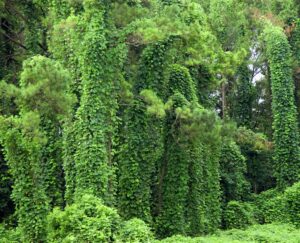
[264,24,300,189]
[0,1,300,242]
[118,41,170,223]
[0,55,73,241]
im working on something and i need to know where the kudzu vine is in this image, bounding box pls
[118,41,171,223]
[264,24,300,189]
[0,55,73,242]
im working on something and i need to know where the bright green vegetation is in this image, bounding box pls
[157,223,300,243]
[0,0,300,242]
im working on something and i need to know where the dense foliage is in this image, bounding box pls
[0,0,300,242]
[263,24,300,190]
[156,223,300,243]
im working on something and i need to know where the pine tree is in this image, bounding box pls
[0,55,73,241]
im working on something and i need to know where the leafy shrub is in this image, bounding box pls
[223,201,256,229]
[117,218,153,243]
[47,194,120,243]
[0,224,21,243]
[283,181,300,227]
[254,189,286,224]
[254,183,300,227]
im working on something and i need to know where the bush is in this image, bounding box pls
[255,189,286,224]
[0,224,21,243]
[47,194,121,243]
[254,184,300,226]
[283,181,300,227]
[223,201,256,229]
[117,218,154,243]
